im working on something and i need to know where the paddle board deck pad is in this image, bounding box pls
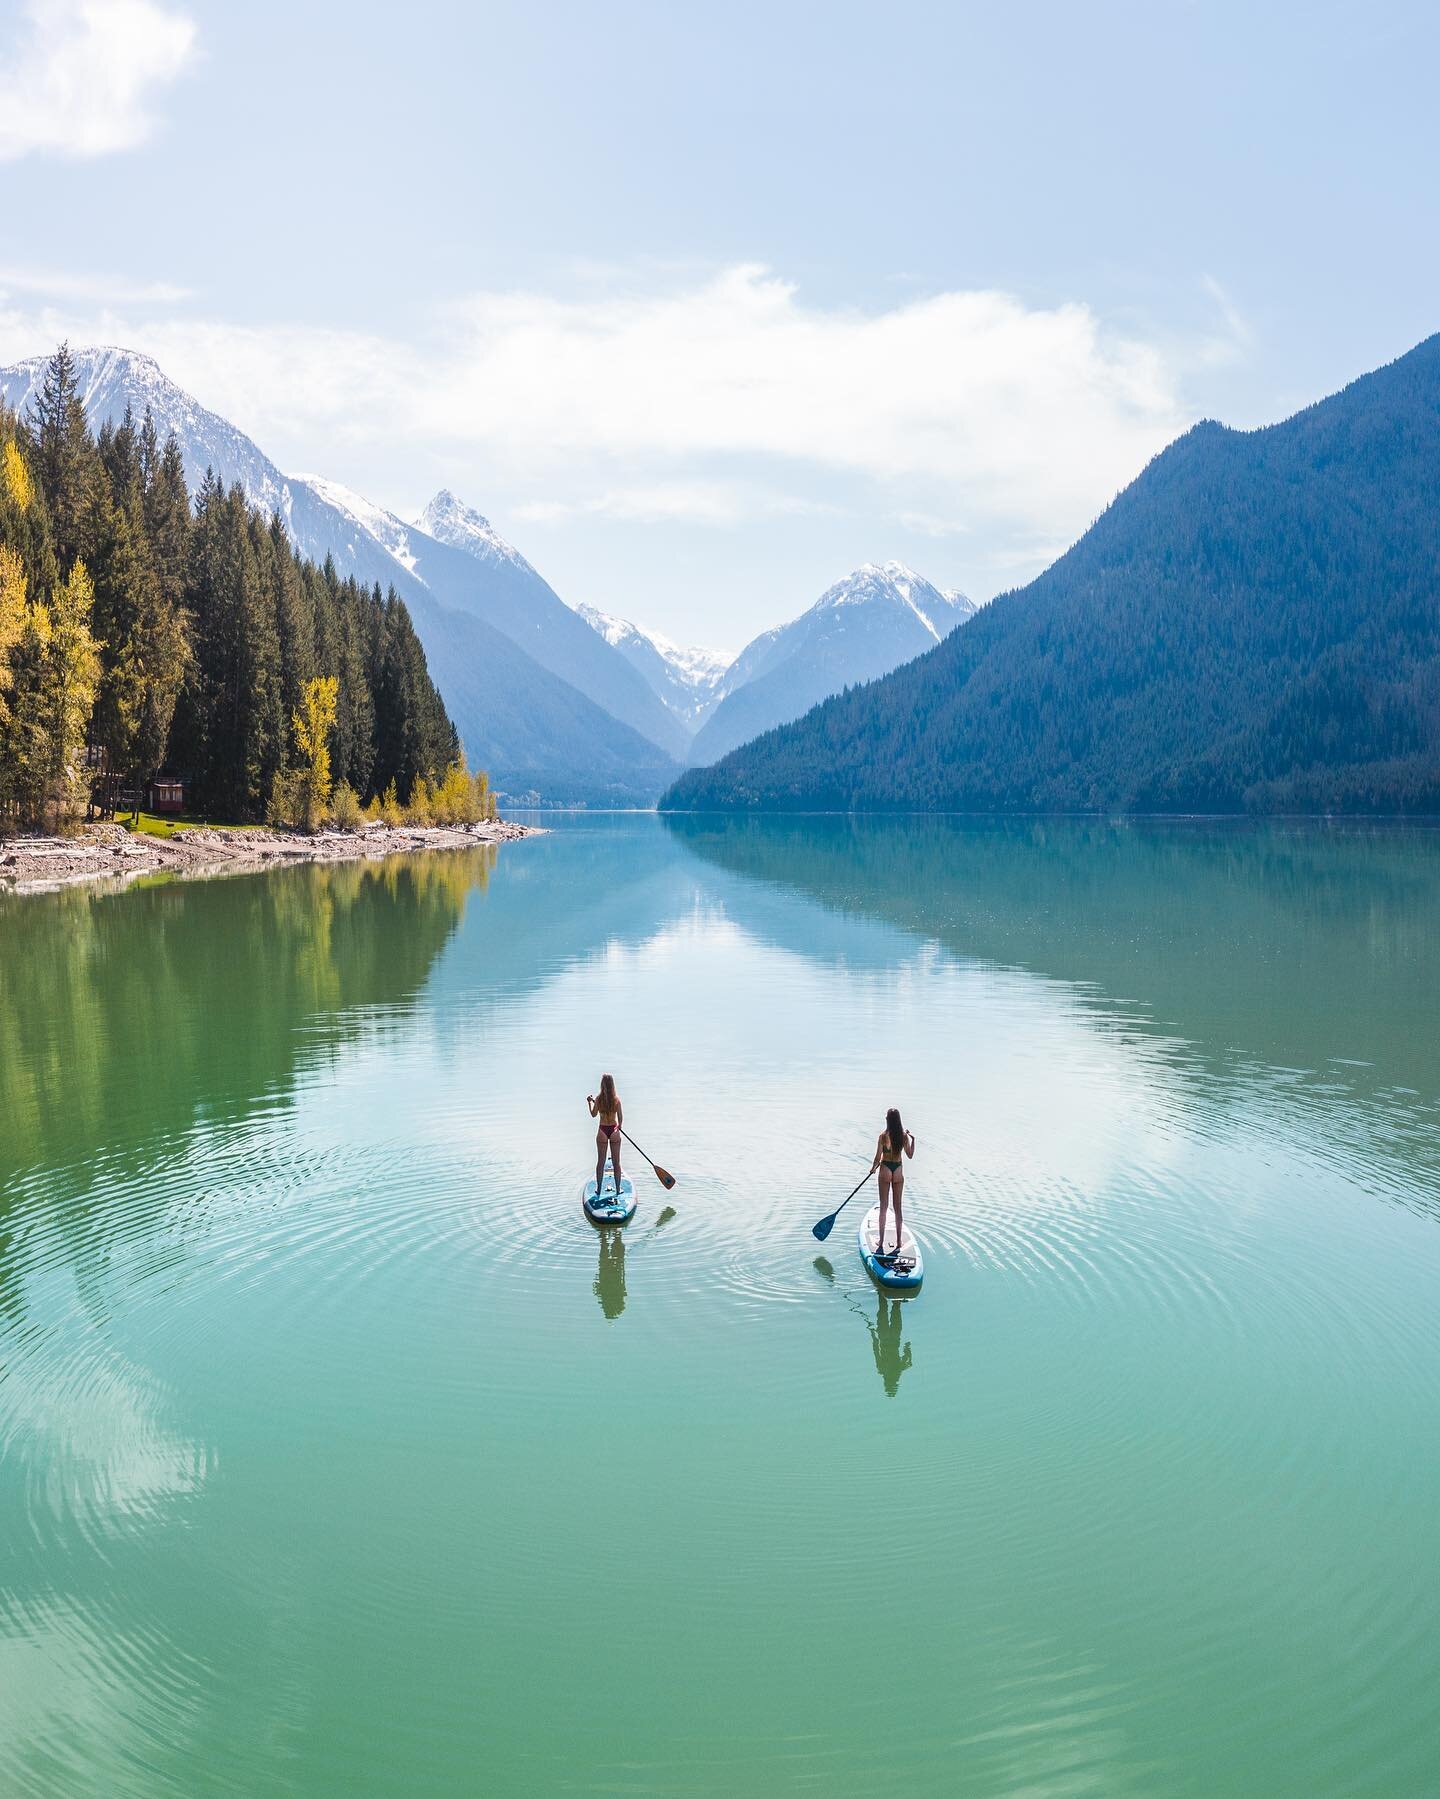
[583,1176,636,1225]
[859,1202,924,1290]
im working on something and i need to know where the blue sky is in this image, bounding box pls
[1,0,1436,648]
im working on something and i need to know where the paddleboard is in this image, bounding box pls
[583,1174,636,1225]
[859,1201,923,1290]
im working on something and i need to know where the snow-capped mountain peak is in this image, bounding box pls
[814,560,973,641]
[579,603,731,677]
[687,558,977,766]
[0,343,298,526]
[416,489,529,572]
[576,603,733,728]
[641,625,734,684]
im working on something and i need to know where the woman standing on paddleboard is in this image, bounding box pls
[588,1074,624,1198]
[871,1107,915,1257]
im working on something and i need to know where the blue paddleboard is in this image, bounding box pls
[583,1175,636,1225]
[859,1201,923,1290]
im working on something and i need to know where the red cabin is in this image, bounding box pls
[148,772,187,815]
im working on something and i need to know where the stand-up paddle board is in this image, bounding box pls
[859,1201,923,1290]
[583,1175,636,1225]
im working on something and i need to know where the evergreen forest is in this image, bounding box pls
[0,344,462,829]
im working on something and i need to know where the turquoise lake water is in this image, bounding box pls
[2,814,1438,1794]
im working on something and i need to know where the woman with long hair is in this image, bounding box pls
[870,1107,915,1258]
[587,1073,624,1198]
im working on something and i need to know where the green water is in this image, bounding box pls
[2,817,1439,1795]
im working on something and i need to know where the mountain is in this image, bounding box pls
[665,335,1440,816]
[577,603,733,729]
[686,561,975,766]
[398,600,680,806]
[0,345,295,519]
[413,490,690,759]
[0,347,680,803]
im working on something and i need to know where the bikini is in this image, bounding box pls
[881,1138,904,1171]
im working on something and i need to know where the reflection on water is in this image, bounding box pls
[0,848,493,1180]
[593,1229,626,1318]
[813,1254,916,1397]
[2,814,1439,1795]
[868,1295,914,1398]
[666,812,1440,1113]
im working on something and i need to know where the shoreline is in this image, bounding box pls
[0,818,540,897]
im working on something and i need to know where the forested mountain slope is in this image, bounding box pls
[666,335,1440,814]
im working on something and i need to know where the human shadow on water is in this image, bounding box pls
[813,1256,916,1398]
[594,1229,626,1319]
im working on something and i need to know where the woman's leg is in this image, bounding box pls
[596,1128,608,1193]
[877,1165,893,1254]
[611,1135,623,1191]
[892,1170,905,1253]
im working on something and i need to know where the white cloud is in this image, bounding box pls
[515,482,746,526]
[415,267,1192,539]
[0,263,191,304]
[0,0,197,163]
[897,509,970,539]
[513,479,842,528]
[0,262,1216,581]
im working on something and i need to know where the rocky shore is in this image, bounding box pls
[0,818,537,895]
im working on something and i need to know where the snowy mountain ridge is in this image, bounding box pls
[814,560,963,641]
[573,603,732,730]
[293,472,424,577]
[415,489,532,574]
[0,343,298,525]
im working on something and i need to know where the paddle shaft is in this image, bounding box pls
[812,1169,874,1241]
[619,1127,662,1173]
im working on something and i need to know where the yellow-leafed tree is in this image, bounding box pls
[2,439,34,513]
[5,558,101,828]
[294,676,338,807]
[270,675,339,832]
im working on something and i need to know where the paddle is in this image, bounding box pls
[620,1128,677,1191]
[811,1169,874,1242]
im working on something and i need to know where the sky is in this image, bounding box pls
[1,0,1436,650]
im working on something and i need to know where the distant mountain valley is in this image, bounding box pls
[0,346,978,805]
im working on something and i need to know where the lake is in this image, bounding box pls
[2,814,1438,1795]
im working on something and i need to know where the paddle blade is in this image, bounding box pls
[812,1212,838,1242]
[655,1166,677,1190]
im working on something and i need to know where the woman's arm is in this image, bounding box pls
[616,1100,624,1127]
[904,1132,916,1158]
[587,1095,597,1116]
[870,1133,884,1172]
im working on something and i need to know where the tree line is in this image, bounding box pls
[0,343,473,830]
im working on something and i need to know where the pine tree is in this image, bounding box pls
[86,488,150,787]
[189,478,285,816]
[25,344,96,576]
